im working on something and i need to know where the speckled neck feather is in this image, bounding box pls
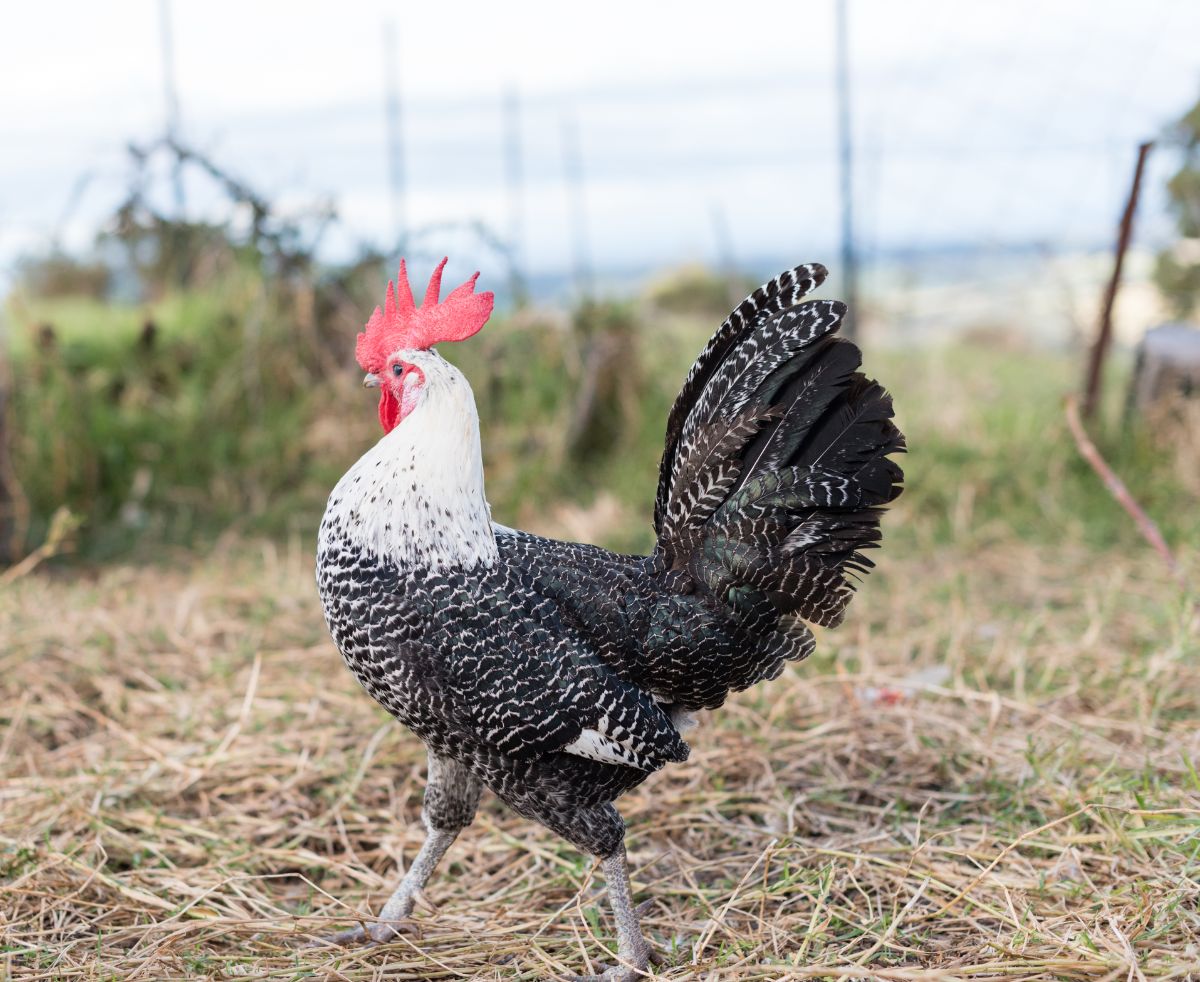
[319,359,497,571]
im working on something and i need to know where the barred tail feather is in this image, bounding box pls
[655,263,829,532]
[656,264,905,676]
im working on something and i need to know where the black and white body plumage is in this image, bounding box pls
[315,263,904,978]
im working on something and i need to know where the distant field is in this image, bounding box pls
[3,334,1198,979]
[6,276,1197,558]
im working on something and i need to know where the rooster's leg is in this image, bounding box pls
[575,842,654,982]
[315,752,481,945]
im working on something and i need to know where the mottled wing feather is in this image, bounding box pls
[416,578,689,771]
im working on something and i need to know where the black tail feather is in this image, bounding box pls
[655,264,829,532]
[739,336,862,481]
[656,264,905,645]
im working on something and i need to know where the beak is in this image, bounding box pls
[362,373,382,388]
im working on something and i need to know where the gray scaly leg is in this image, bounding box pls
[576,843,654,981]
[314,752,481,945]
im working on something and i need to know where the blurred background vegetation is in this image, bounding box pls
[2,82,1199,573]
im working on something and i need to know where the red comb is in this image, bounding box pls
[355,258,494,372]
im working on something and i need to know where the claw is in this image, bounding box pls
[572,941,657,981]
[572,968,651,982]
[303,918,420,948]
[411,886,439,913]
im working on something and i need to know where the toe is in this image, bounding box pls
[303,918,421,948]
[572,961,651,981]
[367,922,397,943]
[303,924,369,947]
[367,919,421,943]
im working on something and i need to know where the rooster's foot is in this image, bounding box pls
[305,919,420,947]
[572,946,658,982]
[573,927,660,981]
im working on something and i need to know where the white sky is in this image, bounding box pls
[1,0,1199,288]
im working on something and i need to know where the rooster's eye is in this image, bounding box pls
[392,364,404,377]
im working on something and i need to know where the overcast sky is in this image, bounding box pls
[2,0,1199,288]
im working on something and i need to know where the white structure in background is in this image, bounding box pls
[1129,322,1200,414]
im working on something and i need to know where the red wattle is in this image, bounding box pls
[378,390,401,432]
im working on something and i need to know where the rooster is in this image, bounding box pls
[315,258,904,979]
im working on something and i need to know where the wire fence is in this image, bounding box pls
[1,0,1198,343]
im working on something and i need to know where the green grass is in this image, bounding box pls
[5,277,354,556]
[879,345,1198,553]
[5,279,1197,571]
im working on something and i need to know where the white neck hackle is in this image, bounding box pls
[319,353,498,570]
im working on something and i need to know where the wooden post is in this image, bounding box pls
[710,202,742,309]
[503,86,529,308]
[562,116,593,302]
[0,337,25,566]
[1082,140,1153,420]
[0,365,10,564]
[383,21,407,249]
[834,0,858,341]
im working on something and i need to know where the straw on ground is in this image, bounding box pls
[2,524,1197,980]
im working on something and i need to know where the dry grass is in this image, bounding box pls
[2,523,1198,981]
